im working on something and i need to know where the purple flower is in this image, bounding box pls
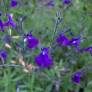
[63,0,71,4]
[0,20,4,32]
[35,47,53,68]
[71,71,82,84]
[46,1,54,7]
[0,49,7,61]
[56,34,70,46]
[83,46,92,55]
[24,33,39,49]
[70,37,80,48]
[4,14,16,28]
[10,0,17,7]
[2,35,11,43]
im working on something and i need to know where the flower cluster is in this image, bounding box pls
[56,33,80,48]
[56,33,92,55]
[24,32,53,68]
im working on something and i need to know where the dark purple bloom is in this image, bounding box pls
[46,0,54,7]
[35,47,53,68]
[2,35,11,43]
[0,20,4,32]
[10,0,17,7]
[70,37,80,48]
[63,0,71,4]
[83,46,92,55]
[4,14,16,28]
[0,49,7,61]
[56,34,70,46]
[71,71,82,84]
[24,33,39,49]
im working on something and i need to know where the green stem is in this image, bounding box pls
[2,0,8,14]
[50,9,63,49]
[0,64,22,67]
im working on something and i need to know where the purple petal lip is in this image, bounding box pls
[4,14,16,27]
[69,37,80,47]
[41,47,49,54]
[10,0,17,7]
[35,47,53,68]
[71,71,82,84]
[63,0,71,4]
[35,53,52,68]
[83,46,92,51]
[82,46,92,55]
[56,34,70,46]
[27,38,39,48]
[24,33,39,49]
[0,14,16,31]
[46,1,54,7]
[0,20,4,32]
[0,49,7,61]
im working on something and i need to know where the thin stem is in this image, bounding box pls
[0,64,22,67]
[17,15,26,34]
[50,9,63,48]
[12,36,23,39]
[16,81,20,92]
[2,0,8,13]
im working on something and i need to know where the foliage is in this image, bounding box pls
[0,0,92,92]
